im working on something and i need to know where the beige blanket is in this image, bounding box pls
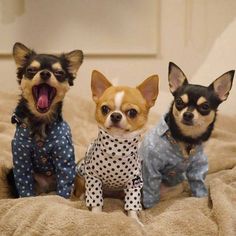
[0,93,236,236]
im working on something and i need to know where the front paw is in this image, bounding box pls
[91,206,102,213]
[128,210,143,227]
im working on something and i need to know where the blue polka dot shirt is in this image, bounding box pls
[12,120,76,198]
[139,115,208,208]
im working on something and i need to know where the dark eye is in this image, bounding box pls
[175,97,185,109]
[127,109,138,118]
[26,67,37,75]
[200,102,210,111]
[54,70,65,78]
[101,105,110,115]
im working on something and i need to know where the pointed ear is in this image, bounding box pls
[168,62,188,94]
[209,70,235,101]
[137,75,159,108]
[91,70,112,103]
[13,42,34,68]
[64,50,83,75]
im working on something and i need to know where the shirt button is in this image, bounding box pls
[170,140,177,145]
[41,157,47,164]
[189,149,196,156]
[168,171,176,176]
[20,123,27,129]
[37,141,44,147]
[46,171,52,176]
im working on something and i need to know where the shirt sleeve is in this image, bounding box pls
[12,136,35,197]
[52,133,76,198]
[141,150,165,208]
[186,152,208,197]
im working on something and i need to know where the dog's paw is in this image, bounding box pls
[128,210,144,227]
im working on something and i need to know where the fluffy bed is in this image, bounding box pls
[0,92,236,236]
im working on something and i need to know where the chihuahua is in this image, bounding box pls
[7,42,83,198]
[140,62,234,208]
[76,70,159,224]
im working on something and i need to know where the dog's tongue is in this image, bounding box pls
[37,86,49,109]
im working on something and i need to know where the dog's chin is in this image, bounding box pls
[32,83,57,114]
[105,125,128,137]
[101,124,144,139]
[181,119,194,126]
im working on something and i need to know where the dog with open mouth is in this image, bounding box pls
[140,62,234,208]
[7,42,83,198]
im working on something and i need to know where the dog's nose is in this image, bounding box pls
[110,112,122,123]
[40,70,51,81]
[183,112,194,122]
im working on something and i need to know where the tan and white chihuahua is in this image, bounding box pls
[76,70,159,225]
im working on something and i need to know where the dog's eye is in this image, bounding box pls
[200,103,210,111]
[101,105,110,115]
[127,109,138,118]
[175,97,185,109]
[54,70,65,78]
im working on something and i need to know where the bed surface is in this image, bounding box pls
[0,93,236,236]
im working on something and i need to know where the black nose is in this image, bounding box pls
[110,112,122,123]
[183,112,194,122]
[40,70,51,81]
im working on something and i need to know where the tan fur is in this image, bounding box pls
[173,104,215,138]
[169,65,186,93]
[52,62,63,71]
[95,86,150,136]
[74,175,86,199]
[34,173,57,195]
[181,94,189,104]
[91,71,159,137]
[74,71,159,197]
[64,50,83,75]
[197,96,207,105]
[30,60,40,69]
[13,43,32,67]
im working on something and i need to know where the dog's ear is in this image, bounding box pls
[64,50,83,76]
[137,75,159,108]
[13,42,34,68]
[91,70,112,103]
[168,62,188,94]
[209,70,235,102]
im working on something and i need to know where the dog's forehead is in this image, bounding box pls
[29,54,62,69]
[178,85,210,104]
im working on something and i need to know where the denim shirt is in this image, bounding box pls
[139,116,208,209]
[12,120,76,198]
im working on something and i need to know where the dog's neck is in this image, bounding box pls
[14,97,63,140]
[96,128,141,157]
[165,109,215,146]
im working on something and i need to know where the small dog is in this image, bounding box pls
[76,70,159,224]
[140,62,234,208]
[7,42,83,198]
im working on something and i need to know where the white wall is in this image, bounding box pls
[0,0,235,116]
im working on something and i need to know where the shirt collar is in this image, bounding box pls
[156,115,169,136]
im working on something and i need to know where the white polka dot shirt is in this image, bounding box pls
[77,128,143,211]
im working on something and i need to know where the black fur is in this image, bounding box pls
[6,169,19,197]
[165,108,215,145]
[167,62,234,146]
[7,43,83,197]
[16,53,78,86]
[166,84,221,145]
[13,96,63,137]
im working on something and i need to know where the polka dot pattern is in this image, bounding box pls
[77,128,143,211]
[12,120,76,198]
